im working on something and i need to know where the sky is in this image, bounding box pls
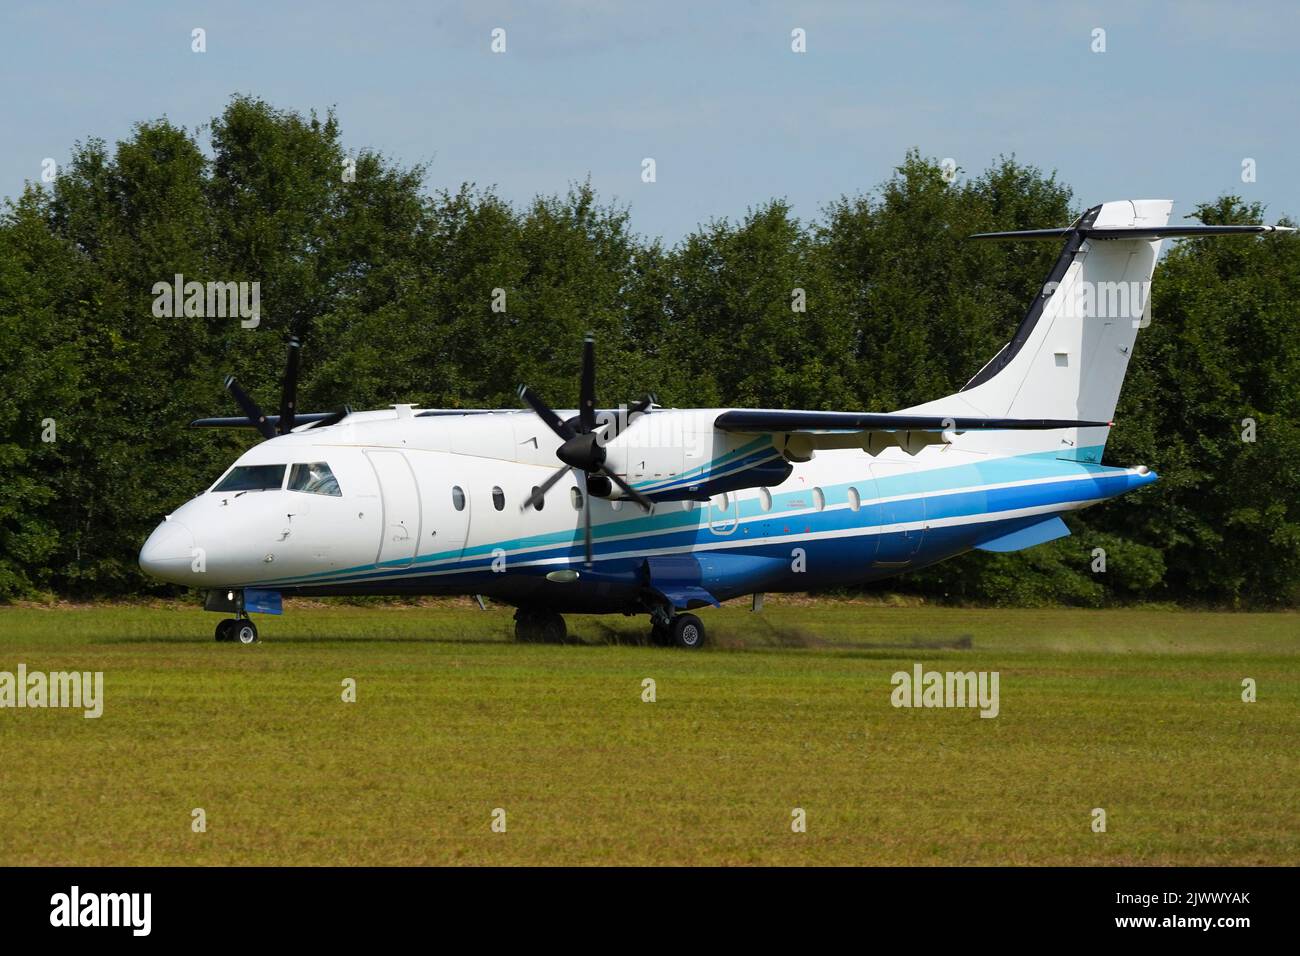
[1,0,1296,244]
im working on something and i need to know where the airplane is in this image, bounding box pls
[138,200,1292,647]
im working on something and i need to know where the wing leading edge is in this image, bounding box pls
[714,410,1110,434]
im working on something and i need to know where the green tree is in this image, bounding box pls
[2,97,1297,607]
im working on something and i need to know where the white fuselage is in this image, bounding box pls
[138,405,1150,613]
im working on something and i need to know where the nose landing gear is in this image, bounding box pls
[215,617,259,644]
[206,589,265,644]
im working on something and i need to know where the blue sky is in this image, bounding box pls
[2,1,1296,243]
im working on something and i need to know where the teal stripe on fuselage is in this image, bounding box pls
[632,436,775,492]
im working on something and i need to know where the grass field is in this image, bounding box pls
[1,598,1296,866]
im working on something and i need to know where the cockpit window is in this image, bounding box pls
[213,464,286,493]
[287,462,342,497]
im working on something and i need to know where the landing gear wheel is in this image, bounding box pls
[514,610,567,643]
[669,613,705,650]
[215,619,235,643]
[538,612,567,644]
[234,620,259,644]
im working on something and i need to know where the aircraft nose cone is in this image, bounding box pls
[139,519,196,581]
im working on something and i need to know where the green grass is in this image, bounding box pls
[1,599,1296,865]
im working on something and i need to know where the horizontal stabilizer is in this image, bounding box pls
[970,224,1293,241]
[975,516,1071,553]
[715,410,1109,434]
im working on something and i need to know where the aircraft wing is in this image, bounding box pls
[714,409,1109,459]
[190,411,343,429]
[714,410,1109,433]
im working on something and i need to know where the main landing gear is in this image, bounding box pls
[649,608,706,650]
[215,617,259,644]
[514,608,568,644]
[513,606,706,649]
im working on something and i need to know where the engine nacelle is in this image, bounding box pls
[601,408,793,502]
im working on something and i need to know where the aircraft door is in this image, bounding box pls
[420,471,470,565]
[867,461,927,567]
[365,450,421,568]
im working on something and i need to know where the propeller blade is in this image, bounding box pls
[520,465,570,512]
[603,470,653,512]
[278,336,301,434]
[518,385,577,441]
[579,333,597,433]
[224,375,276,440]
[577,469,593,565]
[311,405,353,429]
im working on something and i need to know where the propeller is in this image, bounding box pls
[224,375,276,440]
[518,334,655,565]
[224,335,334,439]
[277,335,301,433]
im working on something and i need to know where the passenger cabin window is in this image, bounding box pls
[287,462,342,496]
[213,464,286,493]
[452,486,466,511]
[570,487,583,510]
[492,486,505,511]
[812,487,825,511]
[759,487,773,512]
[530,486,545,511]
[848,486,861,512]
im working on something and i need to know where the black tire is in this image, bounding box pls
[537,611,567,644]
[514,610,567,643]
[514,610,539,642]
[669,613,705,650]
[234,620,258,645]
[215,619,235,642]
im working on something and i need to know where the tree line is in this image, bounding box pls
[2,96,1298,606]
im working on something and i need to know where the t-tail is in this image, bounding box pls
[906,199,1292,461]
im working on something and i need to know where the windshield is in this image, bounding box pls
[288,462,341,496]
[212,464,287,493]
